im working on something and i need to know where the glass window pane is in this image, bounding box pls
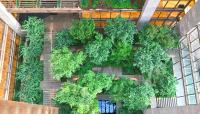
[194,72,200,82]
[181,38,188,49]
[181,49,190,57]
[188,95,197,104]
[193,49,200,60]
[185,75,194,85]
[193,59,200,72]
[191,39,200,52]
[176,79,185,97]
[173,62,182,79]
[190,28,198,41]
[183,65,192,76]
[177,97,186,106]
[186,84,195,94]
[182,57,191,66]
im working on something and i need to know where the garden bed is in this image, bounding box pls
[80,0,145,9]
[15,15,179,114]
[49,17,178,114]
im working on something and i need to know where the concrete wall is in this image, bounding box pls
[176,0,200,36]
[144,104,200,114]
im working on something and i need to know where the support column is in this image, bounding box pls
[0,2,22,36]
[137,0,161,29]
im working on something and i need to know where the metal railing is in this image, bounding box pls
[1,0,80,8]
[156,97,177,108]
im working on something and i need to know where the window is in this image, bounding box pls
[99,100,116,114]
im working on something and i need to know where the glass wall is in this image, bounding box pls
[176,24,200,105]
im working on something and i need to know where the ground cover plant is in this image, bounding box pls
[14,17,44,103]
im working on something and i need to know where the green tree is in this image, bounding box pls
[138,24,179,49]
[54,28,78,49]
[69,19,95,43]
[109,42,133,64]
[54,83,99,114]
[77,70,113,95]
[123,82,154,110]
[108,77,134,102]
[152,61,177,97]
[109,77,154,110]
[104,17,137,44]
[51,47,86,80]
[85,33,112,65]
[134,42,170,77]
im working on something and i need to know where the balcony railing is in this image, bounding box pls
[1,0,80,8]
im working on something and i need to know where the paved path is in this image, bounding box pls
[40,14,79,106]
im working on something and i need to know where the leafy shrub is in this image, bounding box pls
[138,24,179,49]
[77,70,113,94]
[54,83,98,114]
[69,19,95,43]
[109,42,133,63]
[85,33,112,65]
[80,0,143,9]
[109,77,154,110]
[54,28,78,49]
[80,0,89,8]
[123,82,154,110]
[16,60,43,103]
[15,17,44,104]
[108,77,134,102]
[104,17,136,44]
[152,61,177,97]
[22,17,44,59]
[51,47,86,80]
[134,42,170,77]
[54,71,113,113]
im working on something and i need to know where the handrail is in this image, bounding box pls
[1,0,80,8]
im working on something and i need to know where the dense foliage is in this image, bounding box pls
[109,77,154,110]
[21,17,44,59]
[80,0,144,9]
[77,70,113,94]
[48,17,178,113]
[139,24,179,49]
[54,83,97,114]
[51,47,86,80]
[15,17,44,103]
[134,42,170,77]
[69,19,95,43]
[85,33,112,65]
[16,60,43,103]
[123,82,154,110]
[152,61,177,97]
[109,42,133,64]
[54,28,77,49]
[105,17,136,44]
[54,71,113,113]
